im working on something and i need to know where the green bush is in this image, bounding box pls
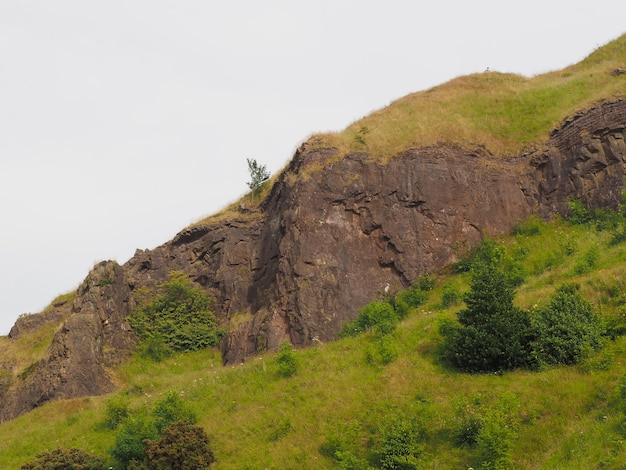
[378,416,424,469]
[129,272,222,355]
[453,239,525,286]
[130,422,214,470]
[152,391,197,432]
[567,198,593,225]
[341,301,399,337]
[394,285,428,318]
[276,342,299,378]
[532,283,604,366]
[110,414,158,469]
[441,242,533,373]
[21,448,106,470]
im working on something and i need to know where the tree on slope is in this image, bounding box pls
[442,241,533,372]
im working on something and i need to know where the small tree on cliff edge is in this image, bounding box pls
[246,158,270,192]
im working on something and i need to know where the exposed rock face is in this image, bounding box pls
[0,261,136,422]
[1,99,625,420]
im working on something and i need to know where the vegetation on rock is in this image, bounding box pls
[128,271,222,359]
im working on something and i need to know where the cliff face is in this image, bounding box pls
[1,100,625,421]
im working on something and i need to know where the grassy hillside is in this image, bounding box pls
[4,212,626,468]
[312,33,626,159]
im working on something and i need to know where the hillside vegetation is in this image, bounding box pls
[3,34,626,469]
[313,33,626,159]
[4,210,626,468]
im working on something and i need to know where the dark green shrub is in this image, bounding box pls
[453,239,525,286]
[153,391,197,432]
[276,342,299,378]
[567,198,592,225]
[378,416,424,469]
[341,301,399,337]
[532,283,604,366]
[110,414,158,468]
[441,243,533,372]
[131,422,214,470]
[21,448,106,470]
[395,285,428,318]
[129,272,222,355]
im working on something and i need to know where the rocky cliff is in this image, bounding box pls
[1,99,625,422]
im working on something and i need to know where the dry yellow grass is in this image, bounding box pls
[327,33,626,158]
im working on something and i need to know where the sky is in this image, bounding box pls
[0,1,624,335]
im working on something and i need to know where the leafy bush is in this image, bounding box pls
[110,413,158,468]
[394,285,428,319]
[453,239,525,286]
[567,198,622,231]
[276,341,299,378]
[153,391,197,432]
[21,448,106,470]
[130,422,214,470]
[378,416,424,469]
[441,242,533,373]
[531,283,604,366]
[341,301,399,337]
[567,198,593,225]
[129,272,222,355]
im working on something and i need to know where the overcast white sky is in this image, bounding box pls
[0,1,624,335]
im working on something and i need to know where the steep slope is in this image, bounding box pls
[0,36,625,421]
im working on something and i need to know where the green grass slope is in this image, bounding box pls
[4,214,626,468]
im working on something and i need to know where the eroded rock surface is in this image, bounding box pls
[1,100,625,420]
